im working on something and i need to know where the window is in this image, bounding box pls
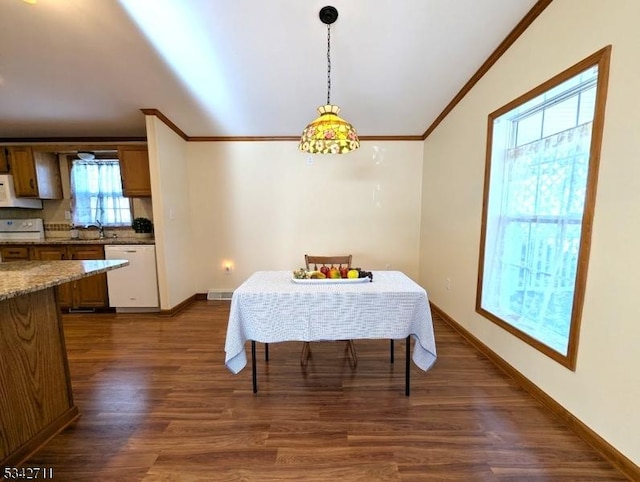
[477,46,611,369]
[70,158,132,227]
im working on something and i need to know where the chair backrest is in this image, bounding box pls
[305,254,352,270]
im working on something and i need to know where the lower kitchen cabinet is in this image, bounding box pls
[0,245,30,262]
[67,245,109,308]
[29,246,72,306]
[30,245,108,309]
[30,245,67,260]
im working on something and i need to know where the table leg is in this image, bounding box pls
[251,341,257,394]
[390,339,395,363]
[265,343,269,362]
[405,335,410,396]
[346,340,358,368]
[300,341,311,366]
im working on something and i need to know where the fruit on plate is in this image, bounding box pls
[292,268,309,279]
[361,270,373,282]
[347,269,359,279]
[351,267,373,282]
[294,266,371,282]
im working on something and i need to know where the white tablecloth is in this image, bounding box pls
[224,270,437,374]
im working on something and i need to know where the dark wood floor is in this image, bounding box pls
[13,301,627,481]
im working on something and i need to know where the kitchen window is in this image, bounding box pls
[70,158,132,227]
[476,46,610,369]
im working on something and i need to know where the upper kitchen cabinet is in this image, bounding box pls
[7,146,63,199]
[0,148,9,173]
[118,146,151,197]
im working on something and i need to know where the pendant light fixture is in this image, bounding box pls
[77,151,96,161]
[299,6,359,155]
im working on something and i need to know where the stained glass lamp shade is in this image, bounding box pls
[299,104,360,154]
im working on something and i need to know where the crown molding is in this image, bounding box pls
[421,0,555,139]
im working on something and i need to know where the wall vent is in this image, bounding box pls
[207,290,233,301]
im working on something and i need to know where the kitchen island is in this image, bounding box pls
[0,260,127,467]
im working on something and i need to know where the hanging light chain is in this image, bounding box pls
[326,23,331,105]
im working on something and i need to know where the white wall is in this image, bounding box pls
[145,115,195,309]
[419,0,640,464]
[185,141,423,291]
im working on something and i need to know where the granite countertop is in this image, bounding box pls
[0,237,155,246]
[0,260,128,301]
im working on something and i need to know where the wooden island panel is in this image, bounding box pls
[0,260,126,467]
[0,287,78,465]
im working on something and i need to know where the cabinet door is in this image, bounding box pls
[30,246,72,307]
[0,147,9,173]
[32,151,63,199]
[31,245,67,260]
[0,245,30,262]
[68,245,108,308]
[8,146,38,197]
[118,146,151,197]
[6,147,62,199]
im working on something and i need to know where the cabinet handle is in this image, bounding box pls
[29,178,35,189]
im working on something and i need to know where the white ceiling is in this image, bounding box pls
[0,0,542,140]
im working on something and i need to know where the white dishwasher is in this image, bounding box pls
[105,245,159,312]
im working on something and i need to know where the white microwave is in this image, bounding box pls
[0,174,43,209]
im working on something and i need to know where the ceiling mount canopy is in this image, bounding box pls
[318,5,338,24]
[299,5,359,155]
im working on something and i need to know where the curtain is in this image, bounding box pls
[483,122,592,353]
[70,159,132,227]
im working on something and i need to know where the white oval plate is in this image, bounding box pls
[291,276,371,284]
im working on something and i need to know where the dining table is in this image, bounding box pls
[224,270,437,395]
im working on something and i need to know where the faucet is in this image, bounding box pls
[85,220,105,239]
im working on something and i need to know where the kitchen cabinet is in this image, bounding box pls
[30,246,72,307]
[0,148,9,173]
[67,245,109,308]
[30,245,68,260]
[6,146,62,199]
[30,245,108,309]
[0,245,29,262]
[117,146,151,197]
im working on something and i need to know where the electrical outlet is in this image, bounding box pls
[445,277,451,291]
[64,210,71,220]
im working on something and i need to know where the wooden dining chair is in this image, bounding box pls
[301,254,357,368]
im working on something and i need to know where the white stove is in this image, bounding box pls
[0,218,45,241]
